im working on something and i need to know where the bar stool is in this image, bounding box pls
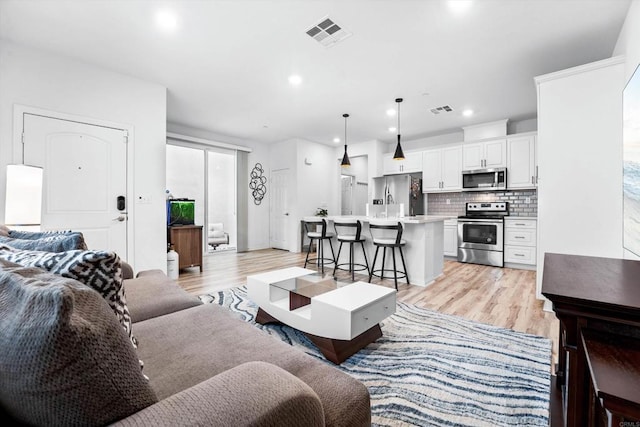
[303,219,336,274]
[332,218,370,281]
[368,221,409,290]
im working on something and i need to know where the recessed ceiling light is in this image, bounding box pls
[333,137,341,143]
[288,75,303,86]
[388,127,397,132]
[448,0,473,13]
[156,10,178,31]
[386,109,396,116]
[462,109,474,117]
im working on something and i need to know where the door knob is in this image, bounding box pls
[113,215,126,222]
[284,213,289,216]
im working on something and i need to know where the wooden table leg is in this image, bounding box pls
[305,324,382,364]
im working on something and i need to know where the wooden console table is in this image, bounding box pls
[542,253,640,427]
[168,225,203,272]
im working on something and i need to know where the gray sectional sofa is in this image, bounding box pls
[0,264,371,426]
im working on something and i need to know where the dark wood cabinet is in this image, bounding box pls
[168,225,203,272]
[542,253,640,427]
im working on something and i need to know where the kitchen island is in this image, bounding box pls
[302,215,451,287]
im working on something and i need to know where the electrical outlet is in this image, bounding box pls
[137,195,152,204]
[525,197,531,204]
[446,199,451,205]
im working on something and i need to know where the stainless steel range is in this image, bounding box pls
[457,202,508,267]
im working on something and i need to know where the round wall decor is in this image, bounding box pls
[250,163,267,205]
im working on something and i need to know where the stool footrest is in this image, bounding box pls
[370,268,408,281]
[334,262,369,274]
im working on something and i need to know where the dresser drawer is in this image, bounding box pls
[504,245,536,265]
[505,228,536,246]
[504,219,537,229]
[351,293,396,338]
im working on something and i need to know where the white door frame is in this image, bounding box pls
[13,104,135,265]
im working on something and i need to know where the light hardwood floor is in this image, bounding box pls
[177,249,559,365]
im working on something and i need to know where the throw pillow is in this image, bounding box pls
[0,246,136,348]
[0,260,157,425]
[7,229,88,250]
[0,233,87,252]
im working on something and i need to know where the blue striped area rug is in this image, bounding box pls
[199,286,551,427]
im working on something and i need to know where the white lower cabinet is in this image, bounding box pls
[504,218,537,267]
[444,219,458,257]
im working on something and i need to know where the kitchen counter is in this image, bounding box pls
[303,215,454,224]
[505,216,537,220]
[302,215,448,287]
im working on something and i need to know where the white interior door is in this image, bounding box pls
[270,168,289,250]
[23,114,128,258]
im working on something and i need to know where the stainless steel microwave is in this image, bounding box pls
[462,168,507,192]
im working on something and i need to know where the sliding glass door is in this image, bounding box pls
[166,143,237,256]
[207,149,237,252]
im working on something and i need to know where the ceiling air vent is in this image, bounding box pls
[430,105,454,115]
[306,17,352,48]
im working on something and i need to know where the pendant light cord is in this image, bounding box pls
[397,100,400,138]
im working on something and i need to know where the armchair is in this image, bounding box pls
[207,223,229,249]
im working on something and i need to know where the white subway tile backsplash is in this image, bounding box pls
[427,189,537,217]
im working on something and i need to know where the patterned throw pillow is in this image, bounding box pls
[0,234,87,252]
[0,246,136,348]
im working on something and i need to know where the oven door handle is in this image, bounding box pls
[459,219,504,224]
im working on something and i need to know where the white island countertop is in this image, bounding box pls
[303,215,455,224]
[301,215,451,287]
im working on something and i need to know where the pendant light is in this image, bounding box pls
[393,97,405,160]
[340,113,351,167]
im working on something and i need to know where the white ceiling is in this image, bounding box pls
[0,0,631,146]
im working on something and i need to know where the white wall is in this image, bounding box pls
[267,138,340,253]
[387,131,463,153]
[166,122,271,251]
[535,57,625,297]
[614,0,640,260]
[0,41,167,273]
[269,139,298,252]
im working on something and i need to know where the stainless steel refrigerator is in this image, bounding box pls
[372,173,425,216]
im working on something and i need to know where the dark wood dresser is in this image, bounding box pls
[542,253,640,427]
[168,225,203,272]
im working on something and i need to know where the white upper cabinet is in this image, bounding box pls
[422,149,442,192]
[422,145,462,193]
[507,134,537,189]
[462,138,507,170]
[383,151,422,175]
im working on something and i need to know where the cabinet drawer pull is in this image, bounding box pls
[515,253,525,257]
[514,236,525,239]
[515,223,526,226]
[363,316,369,321]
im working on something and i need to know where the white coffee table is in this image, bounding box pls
[247,267,396,364]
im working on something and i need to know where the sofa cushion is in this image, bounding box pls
[0,233,87,252]
[0,246,135,347]
[111,361,325,427]
[133,303,371,427]
[126,269,202,323]
[0,260,157,426]
[211,230,225,238]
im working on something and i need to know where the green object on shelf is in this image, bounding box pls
[316,208,328,217]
